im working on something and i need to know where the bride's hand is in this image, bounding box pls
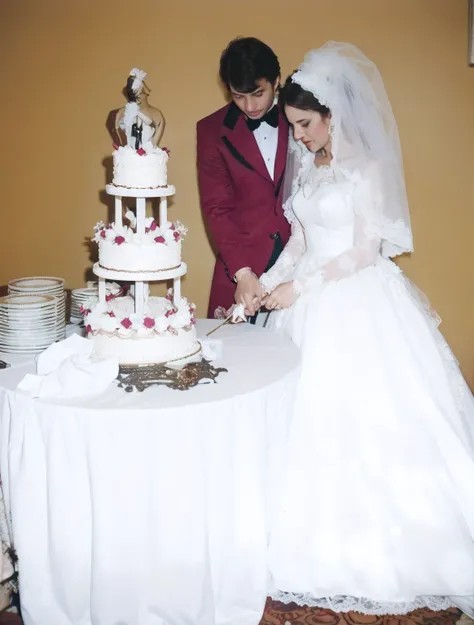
[264,282,299,310]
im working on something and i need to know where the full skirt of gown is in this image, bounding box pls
[266,257,474,616]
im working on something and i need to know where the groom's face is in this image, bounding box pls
[229,78,279,120]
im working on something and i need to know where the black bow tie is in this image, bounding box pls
[246,106,279,131]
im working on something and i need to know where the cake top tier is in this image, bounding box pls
[110,68,173,195]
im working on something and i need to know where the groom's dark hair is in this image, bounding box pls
[219,37,280,93]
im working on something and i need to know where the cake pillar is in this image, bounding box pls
[135,281,144,318]
[136,197,146,235]
[159,197,168,227]
[173,277,181,307]
[98,277,106,303]
[114,197,123,228]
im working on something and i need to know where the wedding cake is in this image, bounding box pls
[112,141,169,189]
[83,68,200,365]
[93,214,185,274]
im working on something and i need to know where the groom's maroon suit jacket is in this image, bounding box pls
[197,102,291,317]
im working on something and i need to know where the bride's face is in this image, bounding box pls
[285,105,331,153]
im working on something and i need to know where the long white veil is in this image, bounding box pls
[281,41,413,259]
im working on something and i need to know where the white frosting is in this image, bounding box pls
[84,295,199,364]
[91,330,200,365]
[85,295,194,336]
[113,142,168,189]
[99,239,181,273]
[93,219,185,273]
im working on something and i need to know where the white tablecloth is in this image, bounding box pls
[0,320,300,625]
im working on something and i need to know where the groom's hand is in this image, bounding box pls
[234,268,263,316]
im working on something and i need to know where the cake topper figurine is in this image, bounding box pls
[115,68,165,150]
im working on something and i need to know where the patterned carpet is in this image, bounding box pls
[0,600,467,625]
[259,599,463,625]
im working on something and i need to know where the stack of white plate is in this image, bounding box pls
[70,287,98,324]
[0,294,62,354]
[8,277,66,342]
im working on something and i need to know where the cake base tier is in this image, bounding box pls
[118,341,202,367]
[92,262,187,282]
[106,184,176,198]
[90,333,201,366]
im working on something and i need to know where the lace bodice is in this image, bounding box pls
[260,163,381,295]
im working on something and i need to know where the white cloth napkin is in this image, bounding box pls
[197,304,247,361]
[200,338,223,361]
[17,335,119,398]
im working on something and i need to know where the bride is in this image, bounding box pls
[260,42,474,617]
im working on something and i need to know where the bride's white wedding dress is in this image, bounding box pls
[261,156,474,616]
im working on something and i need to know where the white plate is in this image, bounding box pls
[8,287,64,296]
[0,325,59,335]
[0,313,59,323]
[0,336,55,344]
[0,326,59,336]
[8,277,65,290]
[0,328,58,338]
[72,287,97,295]
[71,296,95,303]
[0,333,57,342]
[0,304,59,312]
[0,294,58,308]
[0,302,62,312]
[0,345,52,354]
[4,331,58,338]
[0,336,56,345]
[0,317,59,326]
[72,295,97,300]
[0,309,58,317]
[0,324,58,333]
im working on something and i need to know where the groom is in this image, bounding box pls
[197,37,290,320]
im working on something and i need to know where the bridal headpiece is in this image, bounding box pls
[290,49,341,110]
[129,68,147,93]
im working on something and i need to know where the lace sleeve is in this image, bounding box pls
[293,210,380,294]
[259,220,306,294]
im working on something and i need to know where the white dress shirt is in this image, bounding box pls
[252,107,278,180]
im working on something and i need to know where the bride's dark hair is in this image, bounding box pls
[279,74,330,118]
[126,76,138,103]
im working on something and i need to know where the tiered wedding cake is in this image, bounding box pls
[83,68,200,365]
[111,138,169,189]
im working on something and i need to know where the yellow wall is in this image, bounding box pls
[1,0,473,384]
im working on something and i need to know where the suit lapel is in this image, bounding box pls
[273,108,289,196]
[221,103,273,184]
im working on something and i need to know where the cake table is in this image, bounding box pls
[0,320,300,625]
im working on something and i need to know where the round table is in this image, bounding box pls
[0,320,300,625]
